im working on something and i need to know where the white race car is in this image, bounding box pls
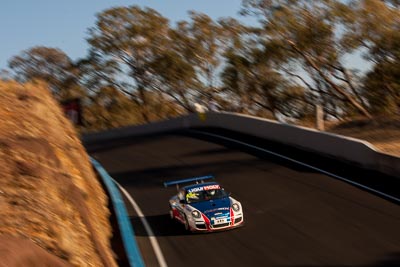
[164,175,244,232]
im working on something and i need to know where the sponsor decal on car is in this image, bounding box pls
[188,187,203,193]
[203,185,220,190]
[204,207,229,213]
[188,184,221,193]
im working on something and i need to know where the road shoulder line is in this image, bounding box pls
[113,179,168,267]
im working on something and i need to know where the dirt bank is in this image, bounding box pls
[328,116,400,157]
[0,80,117,267]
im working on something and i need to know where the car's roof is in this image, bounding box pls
[182,181,220,191]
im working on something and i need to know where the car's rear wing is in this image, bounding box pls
[163,175,214,190]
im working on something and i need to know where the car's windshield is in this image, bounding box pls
[185,188,228,203]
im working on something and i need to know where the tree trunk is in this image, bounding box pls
[137,86,150,123]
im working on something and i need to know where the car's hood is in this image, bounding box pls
[189,197,231,218]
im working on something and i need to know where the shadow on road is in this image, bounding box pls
[130,214,188,237]
[284,252,400,267]
[130,214,233,237]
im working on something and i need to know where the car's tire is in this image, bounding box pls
[184,215,190,232]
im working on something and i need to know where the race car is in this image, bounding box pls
[164,175,244,232]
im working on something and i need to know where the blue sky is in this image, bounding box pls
[0,0,245,70]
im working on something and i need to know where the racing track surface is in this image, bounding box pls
[86,130,400,267]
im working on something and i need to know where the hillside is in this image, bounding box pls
[328,116,400,157]
[0,81,117,267]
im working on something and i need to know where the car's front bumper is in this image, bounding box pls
[190,216,244,232]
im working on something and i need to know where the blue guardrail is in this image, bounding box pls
[91,158,145,267]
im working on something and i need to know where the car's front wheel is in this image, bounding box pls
[169,205,174,219]
[183,215,190,232]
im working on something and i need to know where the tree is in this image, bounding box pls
[76,51,121,95]
[147,21,204,113]
[241,0,373,119]
[223,44,311,119]
[87,6,171,122]
[341,0,400,115]
[185,12,225,97]
[363,60,400,115]
[84,86,142,131]
[8,46,80,99]
[0,69,12,81]
[150,50,197,112]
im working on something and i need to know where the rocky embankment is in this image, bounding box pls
[0,81,117,267]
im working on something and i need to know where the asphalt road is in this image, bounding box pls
[86,130,400,267]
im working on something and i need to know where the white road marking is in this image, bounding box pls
[113,180,168,267]
[191,130,400,203]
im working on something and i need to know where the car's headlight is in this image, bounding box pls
[191,210,201,218]
[232,203,240,212]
